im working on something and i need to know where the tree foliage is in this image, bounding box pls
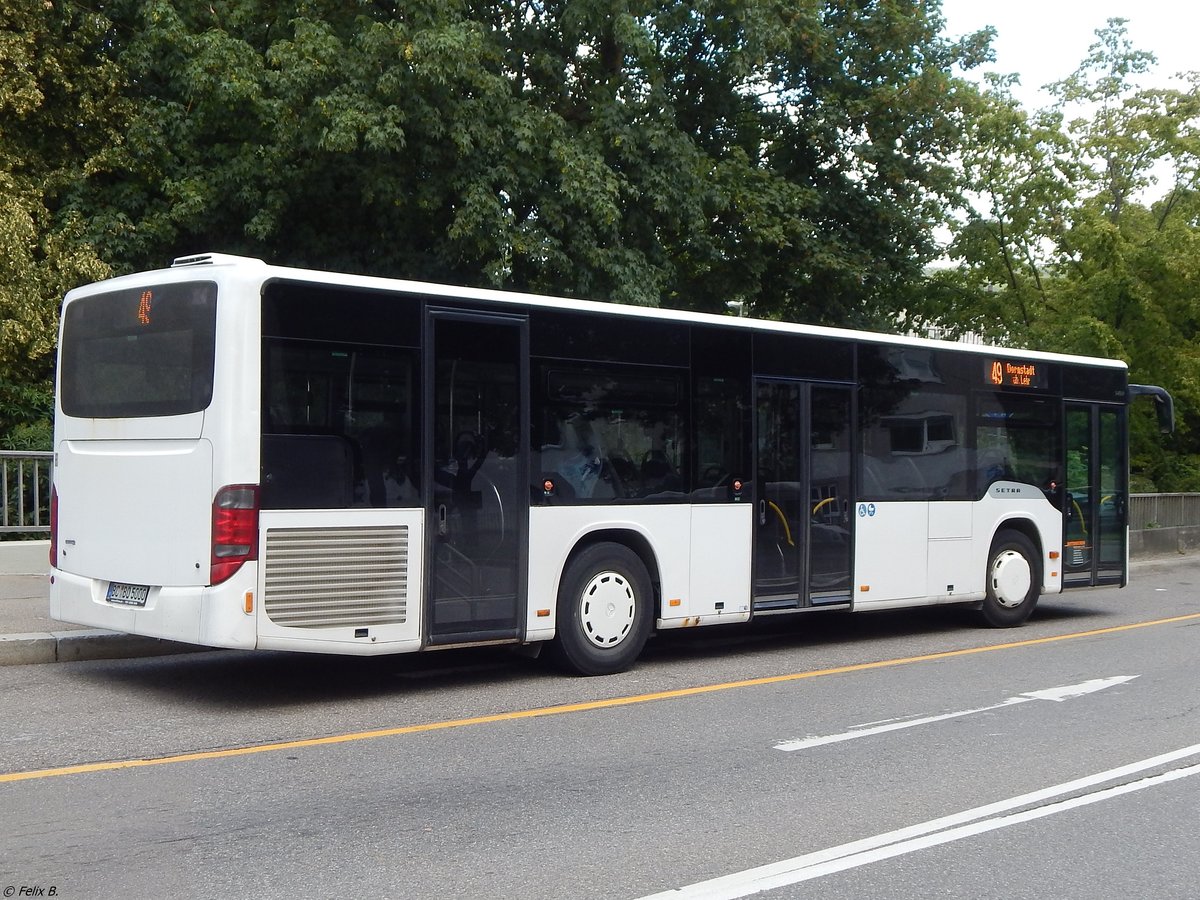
[935,19,1200,489]
[57,0,984,325]
[0,0,113,444]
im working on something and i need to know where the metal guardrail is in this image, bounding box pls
[1,451,53,535]
[1128,493,1200,530]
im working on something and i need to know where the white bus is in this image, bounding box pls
[49,253,1173,674]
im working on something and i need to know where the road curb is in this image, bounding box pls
[0,629,204,666]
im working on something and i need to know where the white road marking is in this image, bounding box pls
[1021,675,1138,702]
[774,675,1138,752]
[639,743,1200,900]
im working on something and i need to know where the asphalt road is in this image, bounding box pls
[2,556,1198,899]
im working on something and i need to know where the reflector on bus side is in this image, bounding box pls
[49,486,59,569]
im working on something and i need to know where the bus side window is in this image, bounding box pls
[532,363,687,504]
[261,339,419,509]
[261,434,355,509]
[976,397,1060,499]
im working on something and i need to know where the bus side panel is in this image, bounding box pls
[526,505,701,642]
[686,504,753,624]
[853,492,1063,612]
[852,502,929,605]
[927,502,976,601]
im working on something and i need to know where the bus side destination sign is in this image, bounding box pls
[986,359,1046,389]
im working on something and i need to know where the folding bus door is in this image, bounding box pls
[754,381,853,609]
[1063,403,1127,587]
[427,312,528,643]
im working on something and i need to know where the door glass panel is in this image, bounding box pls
[1064,407,1094,585]
[1097,408,1126,580]
[1064,404,1126,587]
[755,382,802,605]
[810,387,852,601]
[430,318,523,639]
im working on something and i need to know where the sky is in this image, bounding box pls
[938,0,1199,110]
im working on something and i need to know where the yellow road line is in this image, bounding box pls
[5,612,1199,785]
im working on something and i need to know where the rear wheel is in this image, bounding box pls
[979,529,1041,627]
[551,542,653,676]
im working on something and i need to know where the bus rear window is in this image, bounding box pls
[60,282,217,418]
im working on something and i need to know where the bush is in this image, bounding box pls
[0,381,53,451]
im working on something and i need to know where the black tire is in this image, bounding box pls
[979,529,1041,627]
[551,542,653,676]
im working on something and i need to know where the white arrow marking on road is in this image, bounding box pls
[1020,675,1138,702]
[774,675,1138,752]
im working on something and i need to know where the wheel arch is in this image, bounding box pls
[565,528,663,619]
[992,516,1046,585]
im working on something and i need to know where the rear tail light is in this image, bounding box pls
[49,486,59,569]
[211,484,259,585]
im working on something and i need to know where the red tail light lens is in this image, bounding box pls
[49,486,59,569]
[211,484,259,585]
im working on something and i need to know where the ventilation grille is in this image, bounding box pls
[263,525,409,629]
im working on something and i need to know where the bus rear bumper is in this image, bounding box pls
[49,568,257,650]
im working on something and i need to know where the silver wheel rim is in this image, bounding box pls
[991,549,1032,608]
[579,571,636,648]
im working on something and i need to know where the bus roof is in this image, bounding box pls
[67,251,1127,371]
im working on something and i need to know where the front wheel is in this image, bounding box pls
[979,529,1041,627]
[551,542,653,676]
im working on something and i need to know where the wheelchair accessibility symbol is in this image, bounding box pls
[857,503,877,518]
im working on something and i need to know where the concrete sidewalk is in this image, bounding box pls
[0,541,201,666]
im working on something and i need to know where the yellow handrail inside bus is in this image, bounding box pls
[811,496,835,518]
[1071,497,1089,537]
[767,500,794,547]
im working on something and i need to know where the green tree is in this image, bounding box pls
[66,0,988,326]
[931,74,1076,343]
[936,19,1200,489]
[1041,21,1200,489]
[0,1,115,446]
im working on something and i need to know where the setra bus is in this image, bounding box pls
[49,253,1174,674]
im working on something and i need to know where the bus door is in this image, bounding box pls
[754,380,853,609]
[1063,403,1126,587]
[427,312,528,643]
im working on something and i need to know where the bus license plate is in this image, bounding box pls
[106,582,150,607]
